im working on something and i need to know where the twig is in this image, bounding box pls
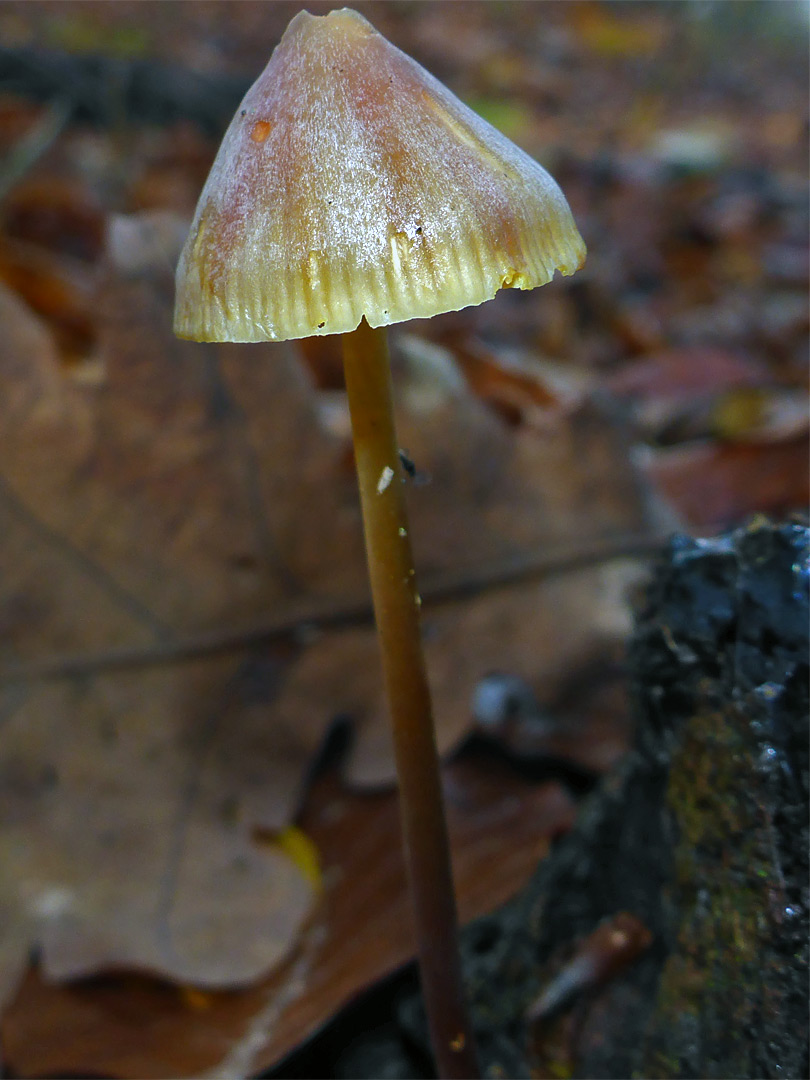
[202,923,327,1080]
[0,533,666,685]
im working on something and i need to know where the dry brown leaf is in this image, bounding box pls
[0,210,649,1020]
[0,236,97,363]
[606,346,770,407]
[0,662,312,997]
[340,560,640,788]
[0,222,350,1005]
[1,758,581,1080]
[640,435,810,529]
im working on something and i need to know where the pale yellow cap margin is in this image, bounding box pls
[174,8,586,343]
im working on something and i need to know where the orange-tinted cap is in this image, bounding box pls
[175,8,586,342]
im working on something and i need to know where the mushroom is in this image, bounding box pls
[175,9,585,1077]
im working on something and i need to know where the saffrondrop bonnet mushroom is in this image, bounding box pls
[174,10,585,1079]
[174,7,585,342]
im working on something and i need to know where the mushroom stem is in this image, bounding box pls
[342,319,481,1080]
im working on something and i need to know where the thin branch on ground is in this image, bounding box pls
[0,532,666,685]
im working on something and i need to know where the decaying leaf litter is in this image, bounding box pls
[0,167,647,1005]
[0,1,807,1076]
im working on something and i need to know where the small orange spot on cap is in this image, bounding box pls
[450,1033,466,1052]
[250,119,273,143]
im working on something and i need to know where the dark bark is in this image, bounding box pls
[511,515,810,1080]
[275,517,808,1079]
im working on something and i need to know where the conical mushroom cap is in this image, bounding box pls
[175,8,586,343]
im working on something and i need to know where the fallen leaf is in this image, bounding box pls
[0,659,314,999]
[606,346,770,407]
[1,753,581,1080]
[639,435,810,530]
[3,175,105,263]
[0,223,350,1005]
[343,559,643,788]
[0,236,97,362]
[709,387,809,444]
[0,209,649,1018]
[605,346,780,444]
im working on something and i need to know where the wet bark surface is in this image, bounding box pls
[272,517,809,1079]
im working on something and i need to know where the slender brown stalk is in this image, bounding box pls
[342,319,481,1079]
